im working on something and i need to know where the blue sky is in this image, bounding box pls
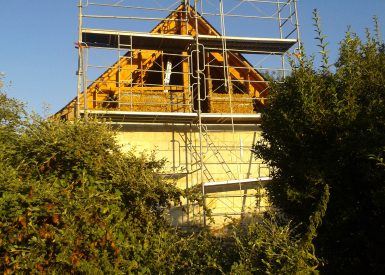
[1,0,384,115]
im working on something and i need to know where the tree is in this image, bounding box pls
[255,14,385,273]
[253,18,385,273]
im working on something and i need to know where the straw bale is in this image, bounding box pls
[117,91,191,112]
[209,93,255,113]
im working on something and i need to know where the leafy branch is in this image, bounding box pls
[313,9,331,73]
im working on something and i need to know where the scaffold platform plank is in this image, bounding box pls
[83,110,197,123]
[82,110,262,124]
[204,177,271,193]
[201,113,261,124]
[82,28,296,54]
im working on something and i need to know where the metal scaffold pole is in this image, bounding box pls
[293,0,302,54]
[193,0,206,227]
[277,0,285,78]
[76,0,83,119]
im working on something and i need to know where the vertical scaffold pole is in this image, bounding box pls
[76,0,83,119]
[193,0,206,226]
[82,44,88,119]
[293,0,302,54]
[277,0,285,78]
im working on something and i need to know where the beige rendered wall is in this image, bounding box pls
[115,123,270,227]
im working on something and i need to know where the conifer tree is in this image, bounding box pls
[254,14,385,273]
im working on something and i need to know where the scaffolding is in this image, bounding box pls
[62,0,301,226]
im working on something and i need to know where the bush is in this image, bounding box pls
[0,117,183,273]
[229,213,318,274]
[254,21,385,273]
[0,87,319,273]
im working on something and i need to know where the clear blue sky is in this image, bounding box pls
[1,0,384,115]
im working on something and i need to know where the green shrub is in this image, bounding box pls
[229,213,319,274]
[0,118,182,273]
[0,87,319,273]
[253,19,385,273]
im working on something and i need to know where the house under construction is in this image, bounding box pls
[56,0,300,227]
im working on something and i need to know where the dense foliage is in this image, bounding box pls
[0,117,182,273]
[254,22,385,273]
[0,80,317,273]
[229,214,318,274]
